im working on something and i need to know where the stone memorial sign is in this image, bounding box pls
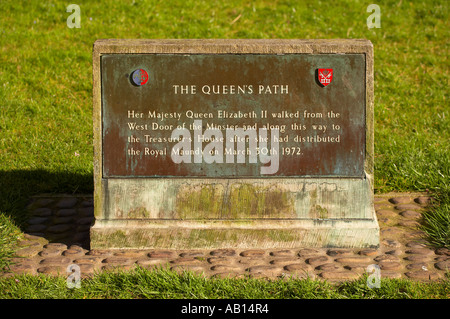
[91,39,379,249]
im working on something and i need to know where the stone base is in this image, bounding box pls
[90,215,379,249]
[92,177,380,249]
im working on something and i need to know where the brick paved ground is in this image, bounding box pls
[2,192,449,282]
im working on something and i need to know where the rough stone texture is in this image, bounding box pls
[1,192,448,284]
[92,39,378,250]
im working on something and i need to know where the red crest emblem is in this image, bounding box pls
[318,68,333,87]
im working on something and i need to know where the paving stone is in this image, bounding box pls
[238,257,266,265]
[136,259,170,268]
[54,216,75,225]
[73,231,89,243]
[358,249,379,256]
[298,248,323,257]
[27,217,49,225]
[381,239,402,248]
[343,264,369,272]
[76,225,91,232]
[210,249,236,256]
[170,257,204,265]
[148,250,175,258]
[270,258,301,265]
[414,196,432,205]
[81,199,94,207]
[56,198,78,209]
[33,208,52,217]
[78,207,94,217]
[374,203,392,210]
[26,224,47,233]
[389,197,413,204]
[404,230,427,239]
[179,251,205,258]
[378,218,392,225]
[40,256,72,265]
[15,246,42,258]
[385,249,403,256]
[405,271,441,281]
[404,255,430,262]
[397,220,420,227]
[39,249,63,257]
[77,217,94,225]
[78,263,97,276]
[210,265,242,272]
[435,248,450,256]
[62,249,86,258]
[113,250,146,258]
[8,263,36,275]
[381,227,405,236]
[406,262,429,270]
[284,263,313,272]
[405,241,428,248]
[69,244,86,251]
[319,271,360,280]
[102,257,135,265]
[9,192,445,282]
[240,249,265,257]
[405,248,435,255]
[270,250,294,257]
[326,249,352,257]
[47,224,72,234]
[37,265,66,276]
[207,257,233,265]
[315,263,341,271]
[17,239,42,248]
[44,243,68,250]
[306,256,329,265]
[335,256,372,264]
[246,265,281,276]
[434,260,450,271]
[400,210,422,219]
[34,198,55,207]
[56,209,77,217]
[46,233,72,242]
[395,204,422,211]
[377,261,403,270]
[374,254,400,262]
[23,234,49,245]
[87,249,113,257]
[73,256,103,264]
[375,210,398,218]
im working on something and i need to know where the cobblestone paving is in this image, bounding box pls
[2,192,449,282]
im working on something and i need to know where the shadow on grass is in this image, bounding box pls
[0,169,93,229]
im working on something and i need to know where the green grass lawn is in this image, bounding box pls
[0,267,448,299]
[0,0,448,298]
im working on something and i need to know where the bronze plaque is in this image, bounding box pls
[102,54,365,177]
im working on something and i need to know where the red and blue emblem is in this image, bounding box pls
[131,69,149,86]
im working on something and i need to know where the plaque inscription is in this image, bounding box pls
[102,54,365,177]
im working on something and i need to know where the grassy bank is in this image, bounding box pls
[0,267,448,299]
